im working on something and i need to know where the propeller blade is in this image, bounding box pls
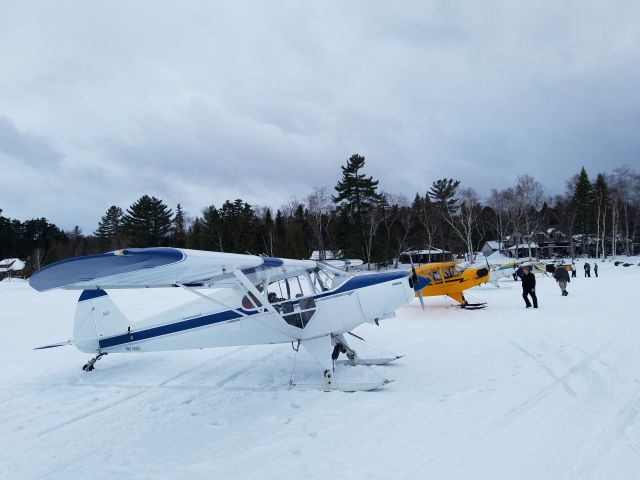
[417,290,425,310]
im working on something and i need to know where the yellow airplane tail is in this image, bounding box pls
[448,291,465,304]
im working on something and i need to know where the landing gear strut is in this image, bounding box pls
[323,369,334,390]
[331,333,402,366]
[82,352,107,372]
[331,335,357,363]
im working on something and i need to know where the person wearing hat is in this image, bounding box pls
[521,266,538,308]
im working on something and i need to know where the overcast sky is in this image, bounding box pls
[1,0,639,232]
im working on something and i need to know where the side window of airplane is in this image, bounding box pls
[266,275,314,303]
[266,275,317,329]
[241,290,263,310]
[431,271,442,283]
[267,280,287,303]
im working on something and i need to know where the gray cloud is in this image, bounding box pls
[1,0,639,231]
[0,116,62,167]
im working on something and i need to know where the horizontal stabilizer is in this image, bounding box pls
[34,340,73,350]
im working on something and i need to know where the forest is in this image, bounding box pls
[1,154,638,275]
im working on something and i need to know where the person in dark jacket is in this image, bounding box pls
[584,262,591,277]
[571,261,577,278]
[554,265,570,296]
[521,267,538,308]
[594,263,599,277]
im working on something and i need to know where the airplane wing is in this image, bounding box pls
[415,263,440,274]
[323,259,363,269]
[29,248,316,291]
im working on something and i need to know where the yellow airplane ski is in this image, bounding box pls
[413,261,489,309]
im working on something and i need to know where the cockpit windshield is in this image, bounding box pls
[242,264,350,310]
[311,264,350,293]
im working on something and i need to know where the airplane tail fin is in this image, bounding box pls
[448,291,465,304]
[73,289,130,353]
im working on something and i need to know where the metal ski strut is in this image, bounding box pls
[82,352,108,372]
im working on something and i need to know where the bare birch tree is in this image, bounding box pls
[305,187,334,260]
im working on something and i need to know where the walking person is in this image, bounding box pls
[571,260,577,278]
[584,262,591,277]
[594,263,599,277]
[521,266,538,308]
[554,265,570,296]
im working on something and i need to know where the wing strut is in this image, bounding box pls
[232,270,299,340]
[176,283,249,317]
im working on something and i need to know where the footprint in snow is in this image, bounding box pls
[209,419,228,430]
[290,402,301,410]
[278,416,291,425]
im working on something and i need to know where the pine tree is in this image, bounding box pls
[333,154,384,214]
[201,205,222,251]
[572,167,592,253]
[428,179,460,209]
[283,204,308,259]
[428,178,461,256]
[275,209,287,257]
[188,217,203,249]
[170,203,187,247]
[122,195,173,247]
[333,153,384,259]
[95,206,124,240]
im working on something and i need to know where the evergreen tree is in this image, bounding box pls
[95,206,124,250]
[283,204,309,259]
[188,217,204,249]
[333,153,384,259]
[275,209,287,257]
[428,179,460,209]
[219,199,258,253]
[428,178,461,256]
[122,195,173,247]
[257,207,275,256]
[333,154,384,214]
[170,203,187,247]
[572,167,592,252]
[201,205,222,251]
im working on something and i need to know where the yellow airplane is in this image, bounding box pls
[412,261,490,309]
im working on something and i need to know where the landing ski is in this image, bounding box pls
[335,356,403,366]
[292,378,393,392]
[460,302,487,310]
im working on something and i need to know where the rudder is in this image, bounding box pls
[74,290,130,353]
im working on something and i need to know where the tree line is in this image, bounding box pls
[1,155,639,275]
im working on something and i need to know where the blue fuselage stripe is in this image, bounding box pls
[98,271,408,349]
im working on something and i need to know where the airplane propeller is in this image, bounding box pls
[476,267,489,278]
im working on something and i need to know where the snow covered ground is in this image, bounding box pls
[2,259,640,479]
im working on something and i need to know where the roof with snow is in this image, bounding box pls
[402,248,450,255]
[507,243,539,250]
[309,250,342,260]
[0,259,25,272]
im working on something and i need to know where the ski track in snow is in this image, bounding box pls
[2,259,640,479]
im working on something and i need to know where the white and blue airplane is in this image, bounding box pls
[30,248,420,391]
